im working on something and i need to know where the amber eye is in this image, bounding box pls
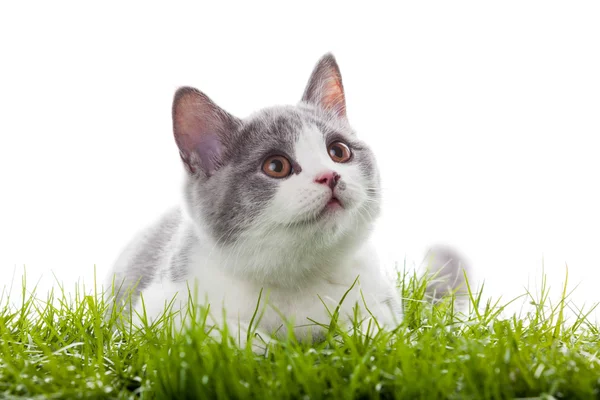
[262,155,292,178]
[328,141,352,163]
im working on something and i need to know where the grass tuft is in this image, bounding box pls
[0,269,598,399]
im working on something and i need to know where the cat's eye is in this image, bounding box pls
[262,155,292,178]
[328,141,352,163]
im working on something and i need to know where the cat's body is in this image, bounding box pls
[106,54,465,347]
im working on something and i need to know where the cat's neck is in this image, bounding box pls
[188,217,371,289]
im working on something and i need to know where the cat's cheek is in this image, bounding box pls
[335,177,367,211]
[263,180,301,223]
[268,177,326,224]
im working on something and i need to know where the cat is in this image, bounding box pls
[105,53,467,349]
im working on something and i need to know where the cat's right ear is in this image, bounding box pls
[302,53,347,119]
[172,87,240,176]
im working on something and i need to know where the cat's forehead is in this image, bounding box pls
[240,106,307,143]
[234,105,351,154]
[230,106,317,159]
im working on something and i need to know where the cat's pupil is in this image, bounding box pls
[270,160,283,172]
[330,145,343,159]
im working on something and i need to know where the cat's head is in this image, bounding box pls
[173,54,381,283]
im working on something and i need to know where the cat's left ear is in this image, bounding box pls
[301,53,347,119]
[172,87,240,176]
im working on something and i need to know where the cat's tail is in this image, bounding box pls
[422,245,471,302]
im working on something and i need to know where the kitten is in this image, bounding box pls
[105,54,465,347]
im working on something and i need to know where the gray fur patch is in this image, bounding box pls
[109,208,182,307]
[169,228,196,282]
[186,107,315,244]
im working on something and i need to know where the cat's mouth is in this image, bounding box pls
[289,196,345,227]
[325,196,343,209]
[320,194,345,217]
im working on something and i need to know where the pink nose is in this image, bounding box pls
[314,171,341,190]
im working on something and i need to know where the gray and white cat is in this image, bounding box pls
[106,54,466,347]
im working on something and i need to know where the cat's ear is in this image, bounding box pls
[172,87,240,176]
[301,53,347,119]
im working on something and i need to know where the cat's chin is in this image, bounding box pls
[289,200,347,228]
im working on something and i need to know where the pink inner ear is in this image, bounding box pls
[172,88,228,175]
[321,76,346,117]
[191,134,222,174]
[303,54,347,119]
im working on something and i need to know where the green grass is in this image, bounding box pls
[1,268,599,399]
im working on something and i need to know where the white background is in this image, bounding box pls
[1,2,599,320]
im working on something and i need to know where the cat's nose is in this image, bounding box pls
[314,171,341,190]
